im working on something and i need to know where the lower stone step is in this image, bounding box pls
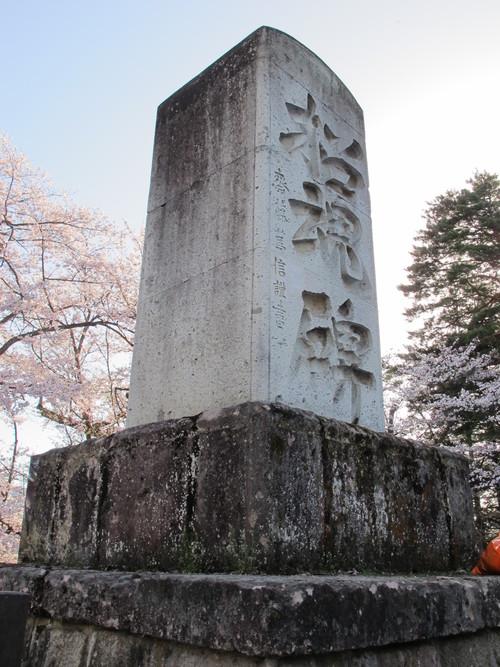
[1,564,500,665]
[0,566,500,664]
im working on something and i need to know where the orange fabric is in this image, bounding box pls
[472,531,500,575]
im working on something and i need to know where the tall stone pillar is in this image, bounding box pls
[126,27,384,430]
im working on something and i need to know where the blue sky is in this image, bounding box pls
[2,0,500,353]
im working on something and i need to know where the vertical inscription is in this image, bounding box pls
[271,169,290,343]
[279,94,370,293]
[279,93,376,421]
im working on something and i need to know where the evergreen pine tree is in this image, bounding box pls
[399,171,500,356]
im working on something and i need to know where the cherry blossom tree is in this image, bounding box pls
[0,134,142,560]
[384,342,500,542]
[0,418,26,563]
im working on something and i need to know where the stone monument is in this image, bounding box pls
[2,27,499,666]
[126,26,384,430]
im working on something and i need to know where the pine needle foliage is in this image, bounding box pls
[399,171,500,355]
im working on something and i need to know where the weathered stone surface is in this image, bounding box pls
[20,437,112,568]
[2,565,500,661]
[193,404,325,572]
[320,420,475,572]
[97,417,197,570]
[19,403,478,573]
[127,26,385,431]
[18,619,500,667]
[21,419,198,571]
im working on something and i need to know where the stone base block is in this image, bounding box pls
[19,620,500,667]
[20,402,478,573]
[2,566,500,665]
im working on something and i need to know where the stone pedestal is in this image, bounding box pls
[19,403,477,574]
[3,403,488,665]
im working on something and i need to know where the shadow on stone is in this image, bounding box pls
[0,592,30,667]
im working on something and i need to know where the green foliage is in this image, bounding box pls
[179,529,206,573]
[399,171,500,355]
[177,525,258,574]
